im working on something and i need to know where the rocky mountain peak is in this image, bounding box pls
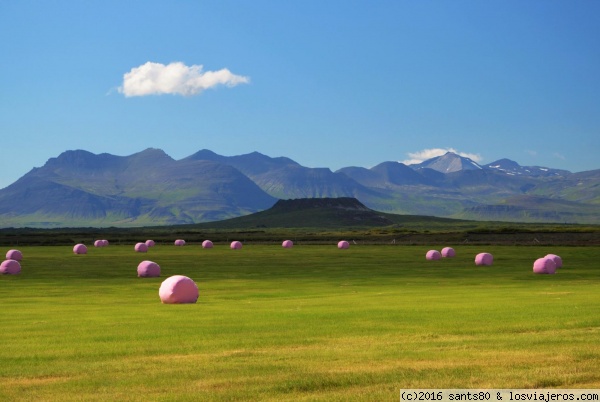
[412,152,482,173]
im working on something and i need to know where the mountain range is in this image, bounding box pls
[0,148,598,227]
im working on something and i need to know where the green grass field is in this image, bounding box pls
[1,244,599,401]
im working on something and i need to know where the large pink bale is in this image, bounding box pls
[230,241,242,249]
[426,250,441,260]
[202,240,213,249]
[94,240,104,247]
[533,257,557,274]
[145,240,155,247]
[545,254,562,268]
[0,259,21,275]
[159,275,199,304]
[137,260,161,277]
[6,249,23,261]
[338,240,349,249]
[475,252,493,266]
[101,240,109,246]
[174,239,186,246]
[135,242,148,253]
[441,247,456,258]
[73,244,87,255]
[282,240,293,248]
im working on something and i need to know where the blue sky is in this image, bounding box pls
[1,0,599,189]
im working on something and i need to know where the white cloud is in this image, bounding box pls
[553,152,566,160]
[402,148,483,165]
[118,61,250,97]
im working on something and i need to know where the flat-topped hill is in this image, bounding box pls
[269,197,370,212]
[192,197,461,229]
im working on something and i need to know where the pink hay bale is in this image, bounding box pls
[202,240,213,249]
[145,240,155,247]
[159,275,199,304]
[137,260,161,277]
[338,240,350,249]
[545,254,563,268]
[94,240,104,247]
[135,242,148,253]
[475,252,493,266]
[73,244,87,255]
[533,257,557,274]
[230,241,243,250]
[101,240,109,246]
[426,250,441,260]
[441,247,456,258]
[0,259,21,275]
[282,240,293,248]
[174,239,186,246]
[6,249,23,261]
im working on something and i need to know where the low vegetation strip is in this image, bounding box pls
[1,225,599,247]
[1,245,599,400]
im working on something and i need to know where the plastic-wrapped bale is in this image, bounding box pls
[159,275,199,304]
[230,241,243,250]
[174,239,186,246]
[94,240,104,248]
[137,260,161,277]
[135,242,148,253]
[0,259,21,275]
[73,244,88,255]
[145,240,155,247]
[101,240,109,247]
[202,240,213,249]
[475,252,493,266]
[337,240,349,249]
[426,250,441,260]
[282,240,293,248]
[6,249,23,261]
[533,257,557,274]
[441,247,456,258]
[545,254,563,269]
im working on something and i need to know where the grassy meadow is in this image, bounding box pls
[1,243,599,401]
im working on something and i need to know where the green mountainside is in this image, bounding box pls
[0,149,277,227]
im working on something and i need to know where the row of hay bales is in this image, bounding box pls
[427,248,495,266]
[83,239,298,253]
[425,247,563,274]
[3,244,566,275]
[78,239,317,252]
[136,239,359,251]
[426,247,490,262]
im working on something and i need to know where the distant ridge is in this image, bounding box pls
[484,158,570,177]
[0,148,597,227]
